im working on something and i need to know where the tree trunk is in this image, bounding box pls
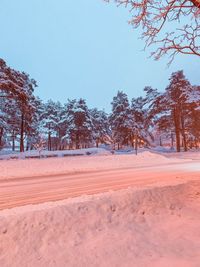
[180,113,187,152]
[26,136,30,151]
[12,130,15,151]
[171,132,174,149]
[173,107,181,152]
[195,139,198,149]
[48,132,51,151]
[0,128,3,149]
[131,134,134,148]
[159,136,162,146]
[20,113,25,152]
[75,133,80,149]
[135,133,138,155]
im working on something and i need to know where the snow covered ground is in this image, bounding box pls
[1,180,200,267]
[0,149,196,180]
[0,147,111,160]
[0,150,200,266]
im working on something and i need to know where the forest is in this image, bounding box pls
[1,58,200,153]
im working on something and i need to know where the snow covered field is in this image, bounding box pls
[0,150,200,266]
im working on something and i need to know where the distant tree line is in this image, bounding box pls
[1,58,200,152]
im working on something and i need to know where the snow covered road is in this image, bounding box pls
[0,159,200,210]
[1,152,200,267]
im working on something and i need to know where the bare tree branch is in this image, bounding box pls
[105,0,200,63]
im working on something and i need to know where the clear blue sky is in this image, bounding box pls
[0,0,200,111]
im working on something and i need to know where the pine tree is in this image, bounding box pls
[110,91,133,149]
[64,99,93,149]
[150,71,198,152]
[164,71,191,152]
[25,96,43,151]
[90,108,110,147]
[0,61,37,152]
[40,100,63,151]
[131,96,153,150]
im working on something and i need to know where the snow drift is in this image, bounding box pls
[0,150,189,180]
[1,180,200,267]
[0,147,111,160]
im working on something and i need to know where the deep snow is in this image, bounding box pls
[0,150,193,180]
[0,150,200,267]
[1,180,200,267]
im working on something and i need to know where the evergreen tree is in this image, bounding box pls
[0,61,37,152]
[131,95,154,149]
[110,91,133,149]
[40,100,64,151]
[90,108,110,147]
[64,99,93,149]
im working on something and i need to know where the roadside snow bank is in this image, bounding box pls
[0,151,188,180]
[1,180,200,267]
[0,147,110,160]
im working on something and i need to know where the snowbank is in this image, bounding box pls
[0,151,188,180]
[0,180,200,267]
[0,147,110,160]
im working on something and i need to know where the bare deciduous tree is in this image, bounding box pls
[106,0,200,63]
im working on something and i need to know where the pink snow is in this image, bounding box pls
[0,150,195,180]
[1,180,200,267]
[0,150,200,266]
